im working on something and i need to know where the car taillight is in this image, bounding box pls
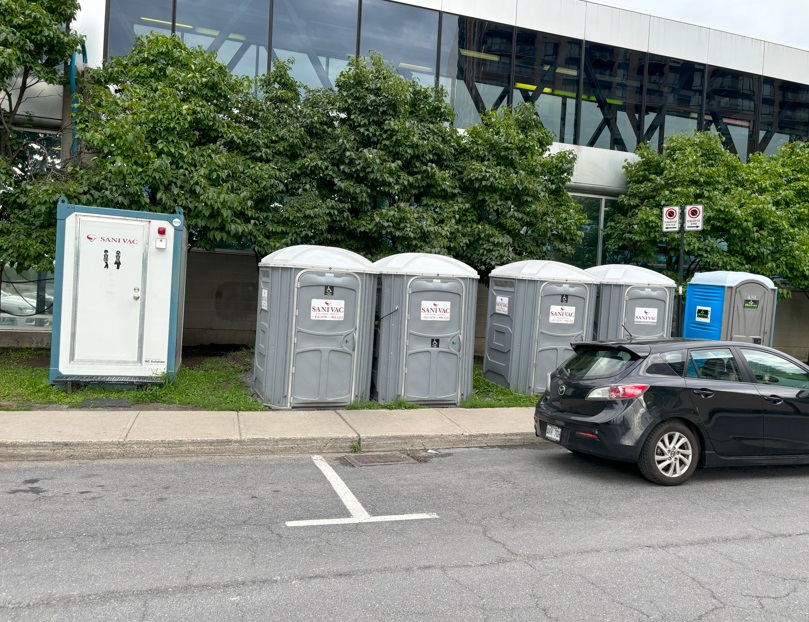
[586,384,649,400]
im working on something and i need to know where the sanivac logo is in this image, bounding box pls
[86,234,139,244]
[420,301,451,321]
[310,298,345,320]
[549,305,576,324]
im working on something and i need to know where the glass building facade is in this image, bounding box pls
[104,0,809,158]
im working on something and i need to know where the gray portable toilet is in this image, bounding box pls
[683,271,777,345]
[371,253,478,405]
[585,264,676,340]
[253,245,376,409]
[483,260,598,395]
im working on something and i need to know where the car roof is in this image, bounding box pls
[572,338,780,357]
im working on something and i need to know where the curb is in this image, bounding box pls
[0,433,544,461]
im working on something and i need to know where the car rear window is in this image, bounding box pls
[561,348,639,380]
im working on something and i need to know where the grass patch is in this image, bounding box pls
[0,347,265,411]
[346,396,423,410]
[0,349,536,411]
[461,360,539,408]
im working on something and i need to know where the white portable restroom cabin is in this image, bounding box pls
[253,245,376,409]
[49,196,188,390]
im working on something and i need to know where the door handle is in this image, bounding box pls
[693,389,714,398]
[763,395,784,405]
[133,287,141,300]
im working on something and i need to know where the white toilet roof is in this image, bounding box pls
[260,245,372,270]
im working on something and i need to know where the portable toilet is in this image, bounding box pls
[483,260,598,395]
[585,264,676,340]
[683,271,777,345]
[371,253,478,405]
[49,196,188,389]
[253,245,376,409]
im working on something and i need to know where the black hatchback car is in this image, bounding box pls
[535,339,809,485]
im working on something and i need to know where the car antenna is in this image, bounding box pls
[622,324,634,339]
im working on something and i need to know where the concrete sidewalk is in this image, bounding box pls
[0,407,541,461]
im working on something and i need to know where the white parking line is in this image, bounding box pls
[285,455,438,527]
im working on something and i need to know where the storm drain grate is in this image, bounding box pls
[343,452,418,467]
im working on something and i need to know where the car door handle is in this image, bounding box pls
[693,389,714,398]
[763,395,784,405]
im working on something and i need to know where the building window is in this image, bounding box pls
[106,0,173,58]
[513,30,580,144]
[174,0,269,79]
[760,77,809,154]
[644,55,704,151]
[0,266,53,331]
[359,0,439,87]
[580,43,644,152]
[705,67,760,161]
[439,15,514,129]
[272,0,359,88]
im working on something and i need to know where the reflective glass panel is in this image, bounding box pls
[439,15,513,129]
[175,0,269,79]
[107,0,173,58]
[359,0,439,87]
[580,43,644,152]
[760,78,809,155]
[513,29,580,144]
[0,266,53,330]
[705,67,759,161]
[272,0,358,88]
[644,55,704,151]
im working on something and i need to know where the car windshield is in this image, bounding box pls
[561,347,638,380]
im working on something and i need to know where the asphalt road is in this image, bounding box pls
[2,444,809,621]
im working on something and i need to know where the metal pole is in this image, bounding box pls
[678,206,685,337]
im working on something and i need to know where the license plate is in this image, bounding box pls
[546,424,561,442]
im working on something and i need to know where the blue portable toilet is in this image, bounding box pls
[683,271,777,345]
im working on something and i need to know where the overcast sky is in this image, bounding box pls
[590,0,809,51]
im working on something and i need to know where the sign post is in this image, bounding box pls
[662,205,703,336]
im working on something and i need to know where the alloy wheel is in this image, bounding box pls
[653,431,693,478]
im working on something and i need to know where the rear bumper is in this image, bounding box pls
[534,402,644,463]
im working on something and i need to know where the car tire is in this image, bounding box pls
[638,421,699,486]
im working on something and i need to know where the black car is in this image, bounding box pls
[535,339,809,485]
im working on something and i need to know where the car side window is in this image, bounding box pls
[739,349,809,389]
[687,349,742,382]
[644,350,686,377]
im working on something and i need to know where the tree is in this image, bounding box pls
[69,33,297,254]
[272,53,461,259]
[604,132,745,278]
[0,0,83,271]
[741,141,809,289]
[450,104,581,279]
[0,0,82,164]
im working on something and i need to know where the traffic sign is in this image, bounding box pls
[684,204,704,231]
[662,206,680,232]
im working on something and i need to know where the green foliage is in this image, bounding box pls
[346,396,423,410]
[284,53,461,258]
[451,104,581,279]
[0,0,82,155]
[606,131,809,287]
[605,132,746,278]
[459,360,538,408]
[3,37,580,272]
[69,33,290,253]
[0,0,82,268]
[742,142,809,288]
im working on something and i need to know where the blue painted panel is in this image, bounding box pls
[683,284,724,339]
